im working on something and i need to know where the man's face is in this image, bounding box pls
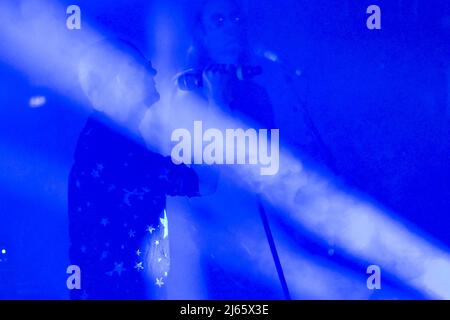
[201,0,245,64]
[116,55,160,109]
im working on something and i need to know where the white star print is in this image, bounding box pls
[106,262,125,276]
[123,189,145,207]
[114,262,125,275]
[136,249,141,256]
[160,210,169,239]
[146,225,156,234]
[123,191,132,207]
[128,229,136,238]
[91,169,100,178]
[134,262,144,271]
[155,277,164,288]
[155,240,160,246]
[100,251,108,260]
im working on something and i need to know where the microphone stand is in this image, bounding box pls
[257,197,291,300]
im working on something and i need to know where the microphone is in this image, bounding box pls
[176,65,263,91]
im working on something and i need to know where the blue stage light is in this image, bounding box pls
[0,0,448,300]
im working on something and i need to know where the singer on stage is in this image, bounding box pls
[167,0,281,299]
[68,40,200,300]
[165,0,338,299]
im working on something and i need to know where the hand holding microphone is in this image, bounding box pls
[177,64,263,91]
[202,64,236,106]
[176,63,263,107]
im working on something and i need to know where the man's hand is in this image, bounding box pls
[202,64,235,107]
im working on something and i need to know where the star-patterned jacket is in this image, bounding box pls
[68,111,199,299]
